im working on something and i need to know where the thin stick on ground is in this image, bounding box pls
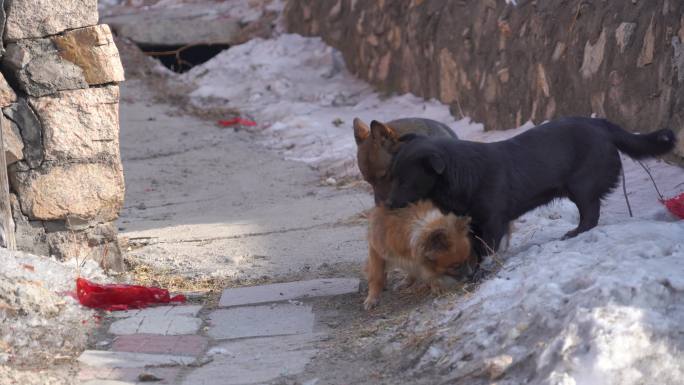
[621,165,633,217]
[473,235,504,268]
[637,160,664,200]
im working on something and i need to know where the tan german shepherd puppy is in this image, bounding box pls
[353,118,456,205]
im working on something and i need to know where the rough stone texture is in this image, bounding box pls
[9,193,49,256]
[101,0,290,48]
[1,2,125,267]
[0,73,17,108]
[104,6,241,47]
[4,0,98,41]
[182,334,319,385]
[207,304,315,340]
[3,39,87,97]
[3,27,123,97]
[1,114,24,165]
[616,22,637,54]
[9,162,125,222]
[29,86,120,162]
[3,100,44,169]
[53,25,125,85]
[219,278,360,307]
[285,0,684,149]
[45,222,123,271]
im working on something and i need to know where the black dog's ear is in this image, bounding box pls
[425,154,445,175]
[399,133,419,142]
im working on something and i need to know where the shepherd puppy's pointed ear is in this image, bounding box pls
[353,118,370,144]
[425,154,445,175]
[370,120,398,141]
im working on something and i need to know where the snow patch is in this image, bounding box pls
[0,249,105,366]
[182,34,477,178]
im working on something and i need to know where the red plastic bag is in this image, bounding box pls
[76,278,186,311]
[662,193,684,219]
[217,117,257,127]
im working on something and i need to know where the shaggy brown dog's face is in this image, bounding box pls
[354,119,402,204]
[415,214,474,280]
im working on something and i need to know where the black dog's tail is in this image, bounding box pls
[601,119,676,159]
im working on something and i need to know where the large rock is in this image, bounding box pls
[4,0,98,41]
[29,86,120,162]
[3,100,44,169]
[1,114,24,165]
[53,25,125,85]
[9,162,125,222]
[103,5,240,47]
[3,26,124,97]
[3,40,87,97]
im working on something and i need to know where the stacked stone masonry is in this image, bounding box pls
[1,0,125,270]
[285,0,684,159]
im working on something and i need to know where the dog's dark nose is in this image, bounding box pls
[446,260,479,281]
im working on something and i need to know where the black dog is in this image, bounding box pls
[387,117,676,256]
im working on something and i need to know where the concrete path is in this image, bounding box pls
[78,279,359,384]
[78,80,372,384]
[117,80,371,281]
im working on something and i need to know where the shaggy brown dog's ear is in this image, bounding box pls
[424,229,450,259]
[449,215,471,232]
[353,118,370,144]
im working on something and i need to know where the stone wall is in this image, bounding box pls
[1,0,126,270]
[285,0,684,158]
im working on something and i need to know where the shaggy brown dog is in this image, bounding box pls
[353,118,456,205]
[364,200,474,310]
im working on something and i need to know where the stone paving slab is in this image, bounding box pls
[207,303,314,340]
[112,334,208,356]
[182,334,321,385]
[109,309,202,335]
[78,350,197,368]
[219,278,360,307]
[109,305,203,318]
[79,366,181,385]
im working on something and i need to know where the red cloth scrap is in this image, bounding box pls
[662,193,684,219]
[217,117,257,127]
[76,278,186,311]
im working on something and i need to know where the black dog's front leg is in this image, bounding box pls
[475,219,507,256]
